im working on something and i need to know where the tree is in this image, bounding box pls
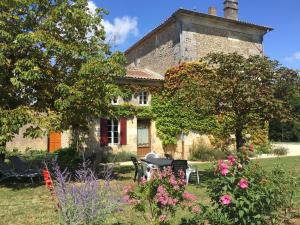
[269,80,300,142]
[203,53,300,150]
[0,0,126,150]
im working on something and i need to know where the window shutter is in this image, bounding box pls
[120,118,127,145]
[100,118,108,146]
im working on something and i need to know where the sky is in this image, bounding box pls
[90,0,300,70]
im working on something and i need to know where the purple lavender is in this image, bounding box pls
[52,162,120,225]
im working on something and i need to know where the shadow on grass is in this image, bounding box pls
[0,177,44,190]
[188,169,216,188]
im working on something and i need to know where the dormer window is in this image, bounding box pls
[139,91,148,105]
[111,97,118,105]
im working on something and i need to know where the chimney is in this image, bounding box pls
[224,0,238,20]
[208,7,217,16]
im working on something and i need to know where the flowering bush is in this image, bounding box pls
[124,167,198,225]
[206,149,299,225]
[52,162,119,225]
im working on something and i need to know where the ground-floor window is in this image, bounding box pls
[100,118,127,146]
[107,119,119,144]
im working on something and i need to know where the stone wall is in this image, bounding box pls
[6,125,48,152]
[126,13,266,75]
[180,15,264,61]
[126,21,181,75]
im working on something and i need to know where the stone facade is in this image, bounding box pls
[126,9,271,75]
[126,21,181,74]
[6,125,48,152]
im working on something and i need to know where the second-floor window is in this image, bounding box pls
[139,91,148,105]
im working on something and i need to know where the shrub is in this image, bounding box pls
[272,146,288,156]
[124,167,199,225]
[52,162,119,225]
[107,151,137,162]
[189,143,227,161]
[56,147,82,172]
[204,152,299,225]
[255,141,272,154]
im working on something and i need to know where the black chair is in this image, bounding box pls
[171,160,188,178]
[130,157,144,182]
[171,160,199,185]
[0,161,18,182]
[8,156,41,183]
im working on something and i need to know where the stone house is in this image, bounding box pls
[7,0,273,159]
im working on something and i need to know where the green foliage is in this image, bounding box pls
[110,104,154,119]
[272,147,288,156]
[106,151,137,163]
[269,88,300,142]
[204,154,299,225]
[56,147,82,172]
[189,141,227,161]
[0,0,126,148]
[124,168,198,225]
[203,53,300,149]
[255,141,273,154]
[151,62,220,146]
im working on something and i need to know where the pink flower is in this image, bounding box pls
[169,175,177,186]
[159,214,167,222]
[220,194,231,205]
[239,178,249,189]
[219,163,229,176]
[123,195,130,203]
[237,163,243,169]
[227,155,236,165]
[123,185,134,194]
[182,191,197,201]
[192,205,201,214]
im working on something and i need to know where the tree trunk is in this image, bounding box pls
[235,128,244,150]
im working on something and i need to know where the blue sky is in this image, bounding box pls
[90,0,300,70]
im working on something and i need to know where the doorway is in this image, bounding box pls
[137,119,151,157]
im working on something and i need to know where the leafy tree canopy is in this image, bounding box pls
[0,0,126,149]
[203,53,300,149]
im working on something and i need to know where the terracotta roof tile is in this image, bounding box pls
[125,69,164,81]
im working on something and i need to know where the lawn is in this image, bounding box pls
[0,156,299,225]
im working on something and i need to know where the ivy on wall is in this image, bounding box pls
[109,60,272,149]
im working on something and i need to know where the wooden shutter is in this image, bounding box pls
[100,118,108,146]
[49,132,61,153]
[120,118,127,145]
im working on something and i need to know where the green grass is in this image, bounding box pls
[0,156,299,225]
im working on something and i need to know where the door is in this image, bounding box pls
[48,132,62,153]
[137,119,151,157]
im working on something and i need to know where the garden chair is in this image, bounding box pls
[0,161,18,182]
[130,157,144,182]
[171,160,199,185]
[145,152,158,160]
[8,156,41,183]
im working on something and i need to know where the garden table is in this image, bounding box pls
[141,158,173,168]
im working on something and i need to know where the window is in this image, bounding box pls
[139,91,148,105]
[107,119,119,144]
